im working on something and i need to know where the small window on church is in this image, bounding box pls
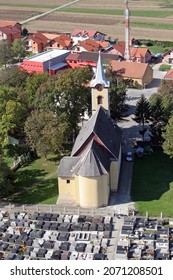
[66,179,70,184]
[97,95,103,105]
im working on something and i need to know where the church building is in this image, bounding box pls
[57,53,122,208]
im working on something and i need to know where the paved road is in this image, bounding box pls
[107,64,167,214]
[20,0,80,24]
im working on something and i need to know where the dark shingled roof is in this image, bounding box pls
[71,105,121,159]
[58,106,121,178]
[78,51,122,63]
[58,157,79,177]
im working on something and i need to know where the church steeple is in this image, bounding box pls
[90,52,110,115]
[90,52,110,88]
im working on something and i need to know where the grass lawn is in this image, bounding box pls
[8,155,59,204]
[131,21,173,31]
[60,8,173,18]
[131,151,173,217]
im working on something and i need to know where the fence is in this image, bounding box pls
[0,202,121,216]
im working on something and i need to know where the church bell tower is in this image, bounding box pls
[90,52,110,115]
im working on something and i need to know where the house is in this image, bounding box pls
[0,26,21,43]
[111,60,153,88]
[162,49,173,64]
[51,34,73,50]
[105,41,125,57]
[26,32,50,53]
[164,69,173,81]
[71,29,106,45]
[57,54,121,208]
[73,38,101,53]
[130,47,152,63]
[66,51,122,69]
[20,49,70,75]
[0,21,21,30]
[106,43,152,63]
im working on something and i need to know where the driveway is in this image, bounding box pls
[108,64,166,213]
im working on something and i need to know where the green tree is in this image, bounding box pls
[11,39,26,61]
[106,67,127,120]
[149,94,167,145]
[133,94,151,141]
[0,100,27,147]
[25,73,49,106]
[0,66,28,88]
[162,115,173,158]
[0,155,14,198]
[0,40,13,66]
[33,76,57,112]
[55,67,92,138]
[24,110,67,159]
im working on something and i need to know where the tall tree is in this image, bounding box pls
[24,110,67,159]
[162,115,173,158]
[25,73,49,106]
[0,155,14,198]
[0,66,28,88]
[149,94,167,145]
[0,40,13,66]
[11,39,26,61]
[54,67,92,138]
[106,67,127,120]
[133,94,151,141]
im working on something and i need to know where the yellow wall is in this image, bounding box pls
[110,145,121,191]
[143,65,153,87]
[58,177,76,200]
[91,88,109,115]
[79,175,109,208]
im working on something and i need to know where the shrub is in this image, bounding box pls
[159,64,171,71]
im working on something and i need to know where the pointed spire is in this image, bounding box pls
[90,51,110,88]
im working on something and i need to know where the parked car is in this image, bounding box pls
[126,151,133,162]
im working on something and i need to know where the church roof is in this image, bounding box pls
[90,52,110,88]
[71,106,121,159]
[58,106,121,178]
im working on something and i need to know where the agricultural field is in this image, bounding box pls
[0,0,173,41]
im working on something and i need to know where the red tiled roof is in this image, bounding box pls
[59,34,71,41]
[130,47,151,58]
[66,53,80,60]
[0,26,20,35]
[52,35,72,48]
[29,32,48,45]
[164,69,173,80]
[52,37,66,48]
[113,41,125,56]
[71,28,105,37]
[0,20,21,28]
[111,61,150,79]
[78,41,99,52]
[96,40,109,49]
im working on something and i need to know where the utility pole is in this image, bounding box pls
[124,0,130,61]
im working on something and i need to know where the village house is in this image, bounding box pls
[164,69,173,81]
[130,47,152,63]
[50,34,73,50]
[106,42,152,63]
[26,32,50,53]
[162,49,173,64]
[111,60,153,88]
[0,21,21,43]
[72,38,101,53]
[71,29,106,45]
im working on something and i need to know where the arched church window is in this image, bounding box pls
[97,95,103,105]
